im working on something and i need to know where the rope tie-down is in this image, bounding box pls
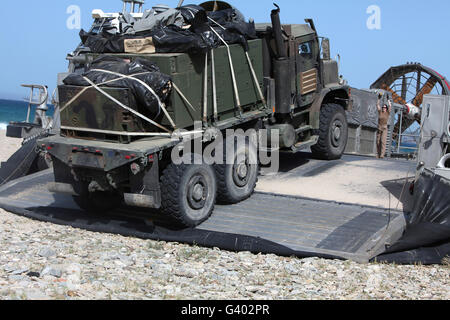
[60,30,266,139]
[60,69,201,138]
[208,17,267,111]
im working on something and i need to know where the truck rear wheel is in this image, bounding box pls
[312,103,348,160]
[160,159,217,228]
[215,135,259,204]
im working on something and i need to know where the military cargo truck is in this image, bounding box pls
[39,2,351,228]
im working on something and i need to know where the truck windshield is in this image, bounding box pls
[299,42,312,55]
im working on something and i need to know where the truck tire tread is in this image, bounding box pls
[160,161,216,228]
[215,159,259,204]
[312,103,348,160]
[215,136,259,204]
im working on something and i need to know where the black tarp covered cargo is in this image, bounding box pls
[79,5,256,55]
[63,56,172,118]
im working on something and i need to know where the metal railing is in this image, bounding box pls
[21,84,48,123]
[122,0,145,13]
[387,105,420,158]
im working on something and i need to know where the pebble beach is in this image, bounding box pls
[0,130,448,300]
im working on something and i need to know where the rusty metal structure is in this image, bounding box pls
[371,63,450,157]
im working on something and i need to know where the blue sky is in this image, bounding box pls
[0,0,449,100]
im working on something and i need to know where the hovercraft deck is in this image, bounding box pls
[0,168,407,263]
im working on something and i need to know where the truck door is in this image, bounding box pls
[296,38,320,107]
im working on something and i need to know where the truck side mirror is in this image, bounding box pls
[321,38,330,60]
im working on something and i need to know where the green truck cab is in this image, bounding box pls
[39,3,351,228]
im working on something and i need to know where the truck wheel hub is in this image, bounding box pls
[233,159,250,187]
[187,175,207,209]
[237,163,248,178]
[332,121,343,147]
[192,184,204,201]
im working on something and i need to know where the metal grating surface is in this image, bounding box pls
[204,194,404,261]
[317,211,392,253]
[0,170,406,262]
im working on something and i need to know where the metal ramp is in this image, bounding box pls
[0,170,407,263]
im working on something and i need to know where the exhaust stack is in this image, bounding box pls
[271,4,291,114]
[271,4,287,59]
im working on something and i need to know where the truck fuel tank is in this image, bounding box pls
[266,124,296,149]
[274,58,292,114]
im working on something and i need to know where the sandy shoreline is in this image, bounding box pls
[257,157,415,211]
[0,130,22,163]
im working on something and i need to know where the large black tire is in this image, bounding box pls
[72,184,122,215]
[160,159,217,228]
[311,103,348,160]
[215,135,259,204]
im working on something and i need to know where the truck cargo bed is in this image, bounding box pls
[63,39,266,136]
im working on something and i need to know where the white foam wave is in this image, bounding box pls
[0,123,8,130]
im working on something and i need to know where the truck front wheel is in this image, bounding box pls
[312,103,348,160]
[160,159,217,228]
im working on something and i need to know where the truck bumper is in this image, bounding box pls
[124,193,160,209]
[37,135,175,172]
[39,135,166,210]
[49,182,161,209]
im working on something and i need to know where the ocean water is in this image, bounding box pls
[392,141,418,154]
[0,99,54,130]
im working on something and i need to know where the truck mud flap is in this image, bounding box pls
[0,170,411,263]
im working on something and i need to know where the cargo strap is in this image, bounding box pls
[209,18,267,109]
[60,71,149,113]
[244,51,268,107]
[90,69,177,129]
[60,70,199,134]
[60,125,172,137]
[203,53,208,124]
[208,26,242,116]
[172,83,196,112]
[82,76,172,133]
[211,49,218,122]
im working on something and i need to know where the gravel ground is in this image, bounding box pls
[0,209,448,300]
[0,133,449,300]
